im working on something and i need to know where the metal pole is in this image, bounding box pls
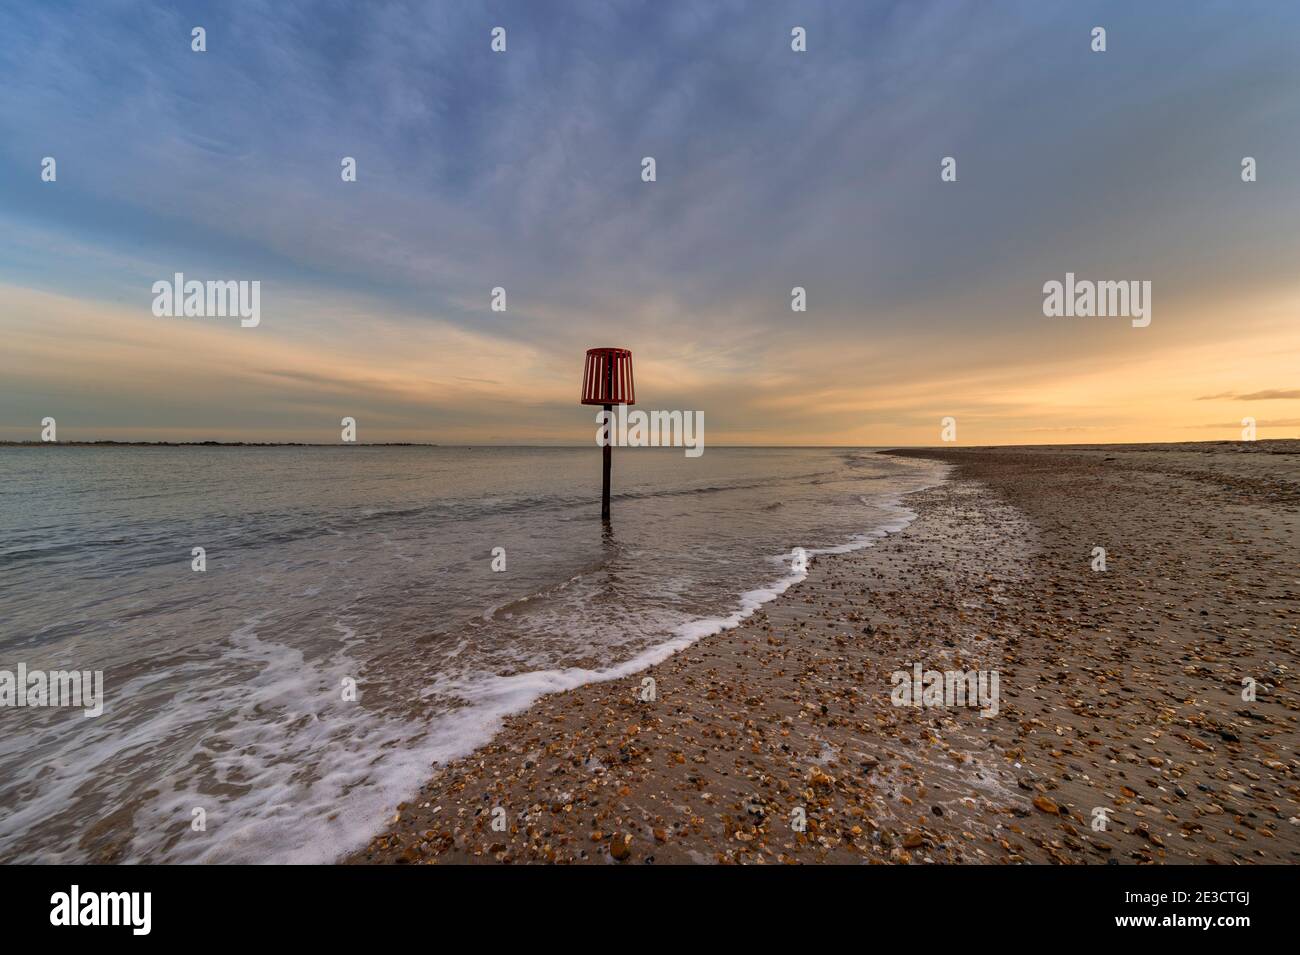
[602,401,612,522]
[603,402,613,522]
[602,356,613,521]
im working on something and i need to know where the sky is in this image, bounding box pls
[1,0,1298,445]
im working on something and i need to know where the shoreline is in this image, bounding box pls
[346,442,1298,864]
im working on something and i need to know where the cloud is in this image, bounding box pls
[1186,419,1300,430]
[1196,389,1300,401]
[3,2,1300,443]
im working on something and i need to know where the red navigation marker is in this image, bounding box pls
[580,347,635,521]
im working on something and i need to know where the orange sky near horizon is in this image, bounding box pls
[3,282,1296,447]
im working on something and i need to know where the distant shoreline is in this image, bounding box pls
[1,438,1296,451]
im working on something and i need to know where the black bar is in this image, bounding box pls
[1,863,1278,942]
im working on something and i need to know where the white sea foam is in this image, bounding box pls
[315,482,938,863]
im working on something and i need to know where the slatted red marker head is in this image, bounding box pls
[580,347,635,406]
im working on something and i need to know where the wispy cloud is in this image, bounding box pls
[1187,419,1300,429]
[1197,389,1300,401]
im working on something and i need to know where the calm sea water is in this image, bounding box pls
[0,446,941,863]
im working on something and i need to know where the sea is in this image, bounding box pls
[0,445,942,862]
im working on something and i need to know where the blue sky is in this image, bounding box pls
[2,1,1299,443]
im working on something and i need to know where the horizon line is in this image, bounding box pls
[3,439,1293,450]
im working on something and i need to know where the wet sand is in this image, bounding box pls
[347,441,1299,864]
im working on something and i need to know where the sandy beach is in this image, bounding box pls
[348,442,1299,865]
